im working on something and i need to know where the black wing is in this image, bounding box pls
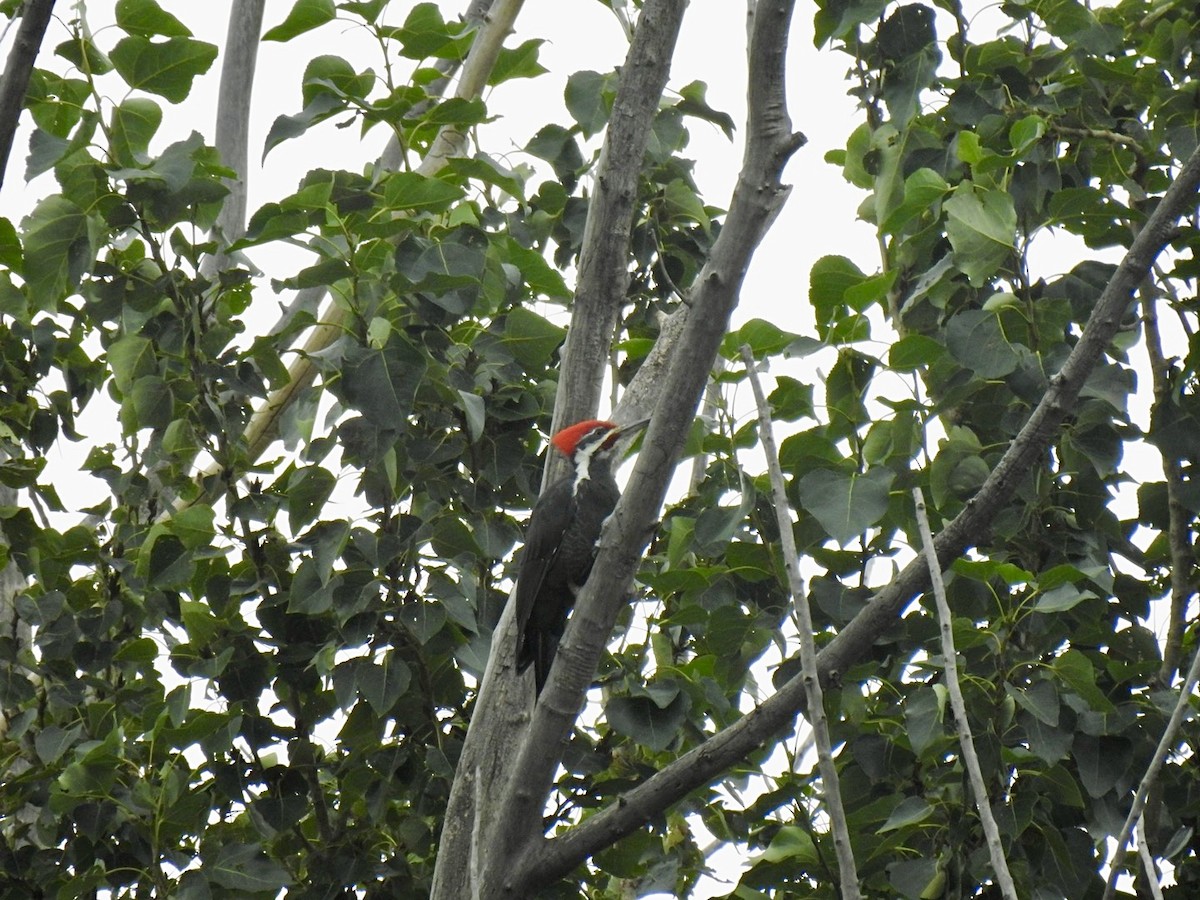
[514,476,575,680]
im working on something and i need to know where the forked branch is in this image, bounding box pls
[496,1,806,891]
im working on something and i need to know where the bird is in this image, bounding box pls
[514,417,650,695]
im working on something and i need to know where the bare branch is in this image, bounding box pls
[0,0,56,194]
[1136,816,1165,900]
[1142,289,1194,685]
[1102,642,1200,899]
[743,345,861,899]
[912,488,1017,900]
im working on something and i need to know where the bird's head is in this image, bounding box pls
[551,417,650,464]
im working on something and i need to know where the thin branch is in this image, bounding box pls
[1143,288,1194,685]
[743,345,861,899]
[1102,642,1200,900]
[503,0,805,888]
[521,141,1200,870]
[1136,816,1165,900]
[0,0,57,194]
[912,488,1018,900]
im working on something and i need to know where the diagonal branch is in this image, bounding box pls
[528,140,1200,871]
[494,1,806,892]
[744,345,861,898]
[0,0,57,194]
[913,488,1017,900]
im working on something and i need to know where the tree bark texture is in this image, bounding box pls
[0,0,57,193]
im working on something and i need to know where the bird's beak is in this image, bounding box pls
[612,416,651,438]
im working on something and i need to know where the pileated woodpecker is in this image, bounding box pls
[515,417,650,694]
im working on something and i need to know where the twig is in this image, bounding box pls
[1136,816,1165,900]
[0,0,57,194]
[742,345,861,898]
[912,488,1018,900]
[1102,642,1200,899]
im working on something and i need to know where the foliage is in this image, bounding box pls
[0,0,1198,897]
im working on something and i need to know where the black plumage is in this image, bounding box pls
[514,418,648,694]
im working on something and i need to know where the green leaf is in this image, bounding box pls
[605,688,690,751]
[944,182,1016,286]
[21,195,93,313]
[115,0,192,37]
[170,503,215,550]
[287,465,336,534]
[0,217,20,270]
[337,337,428,427]
[889,858,943,899]
[114,636,160,663]
[888,334,945,370]
[1073,734,1131,799]
[1033,581,1096,613]
[501,308,565,368]
[880,166,949,234]
[879,795,934,832]
[768,376,815,422]
[564,69,615,138]
[147,533,191,588]
[759,825,818,864]
[457,390,485,442]
[109,97,162,165]
[35,724,82,765]
[395,2,472,59]
[125,374,172,430]
[263,94,343,159]
[724,318,800,359]
[110,36,218,104]
[809,254,865,331]
[945,309,1022,378]
[358,654,412,715]
[797,467,894,545]
[1054,649,1115,714]
[263,0,336,41]
[431,517,481,560]
[180,598,219,644]
[208,842,294,891]
[301,54,374,105]
[488,38,547,85]
[676,80,735,140]
[107,334,157,394]
[904,683,946,756]
[1009,114,1046,153]
[1006,680,1059,726]
[378,171,465,212]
